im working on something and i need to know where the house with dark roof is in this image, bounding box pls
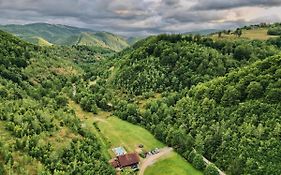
[118,153,139,168]
[109,152,140,169]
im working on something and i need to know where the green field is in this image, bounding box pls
[96,116,164,153]
[212,28,278,40]
[144,152,203,175]
[69,101,164,157]
[69,101,202,175]
[242,28,278,40]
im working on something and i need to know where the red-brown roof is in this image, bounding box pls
[117,153,139,167]
[109,159,120,168]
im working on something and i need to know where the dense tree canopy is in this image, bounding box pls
[0,30,114,174]
[113,35,239,95]
[1,24,281,175]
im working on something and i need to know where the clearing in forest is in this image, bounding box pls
[144,152,202,175]
[69,100,202,175]
[212,28,278,40]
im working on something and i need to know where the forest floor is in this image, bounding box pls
[68,100,202,175]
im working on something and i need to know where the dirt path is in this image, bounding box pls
[139,147,173,175]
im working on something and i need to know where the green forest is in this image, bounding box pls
[0,22,281,175]
[0,30,114,174]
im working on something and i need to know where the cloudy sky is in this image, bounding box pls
[0,0,281,36]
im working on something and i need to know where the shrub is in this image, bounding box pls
[192,154,206,170]
[188,150,196,163]
[268,27,281,35]
[0,163,5,175]
[204,164,219,175]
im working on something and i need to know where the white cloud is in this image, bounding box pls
[0,0,280,36]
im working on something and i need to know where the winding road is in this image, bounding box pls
[139,147,173,175]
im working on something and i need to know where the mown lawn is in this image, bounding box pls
[144,152,203,175]
[96,116,164,153]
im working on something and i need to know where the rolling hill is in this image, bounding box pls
[1,22,281,175]
[0,23,137,51]
[0,29,116,174]
[71,32,281,175]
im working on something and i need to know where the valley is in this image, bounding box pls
[0,21,281,175]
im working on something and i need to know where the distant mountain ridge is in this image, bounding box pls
[0,23,138,51]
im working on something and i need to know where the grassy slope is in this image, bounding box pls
[93,32,130,51]
[68,100,202,175]
[69,100,164,153]
[144,152,203,175]
[77,32,109,48]
[97,117,164,153]
[32,37,53,46]
[212,28,279,40]
[242,28,276,40]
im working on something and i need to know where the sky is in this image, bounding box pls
[0,0,281,36]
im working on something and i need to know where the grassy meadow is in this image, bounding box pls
[211,27,279,40]
[144,152,203,175]
[68,100,202,175]
[96,116,164,153]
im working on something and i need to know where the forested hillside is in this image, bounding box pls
[137,55,281,174]
[112,34,279,95]
[0,23,135,51]
[111,36,281,175]
[0,30,114,175]
[75,33,281,175]
[1,22,281,175]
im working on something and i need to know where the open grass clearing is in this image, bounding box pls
[69,100,202,175]
[96,116,164,154]
[211,28,279,40]
[242,28,278,40]
[69,100,164,155]
[144,152,203,175]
